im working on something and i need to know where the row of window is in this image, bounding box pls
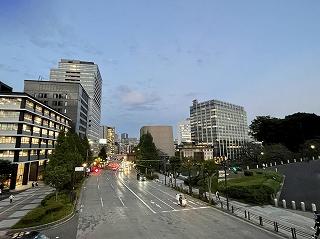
[0,149,52,158]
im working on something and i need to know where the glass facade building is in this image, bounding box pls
[50,59,102,154]
[100,126,115,156]
[0,90,71,189]
[177,118,192,145]
[190,99,248,161]
[24,80,89,138]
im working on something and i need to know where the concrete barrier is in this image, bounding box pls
[246,166,249,170]
[274,162,277,166]
[275,168,278,172]
[274,198,278,207]
[256,165,259,169]
[312,156,315,160]
[291,201,296,210]
[301,202,305,211]
[270,163,272,167]
[294,159,296,163]
[300,158,303,162]
[282,199,286,209]
[312,203,317,212]
[287,160,290,164]
[281,161,283,165]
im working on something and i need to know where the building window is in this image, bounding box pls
[21,137,30,144]
[33,127,41,134]
[0,97,22,107]
[24,113,32,122]
[0,150,15,158]
[64,101,67,106]
[19,150,28,157]
[0,111,20,119]
[0,136,16,144]
[22,124,32,132]
[64,109,67,113]
[34,116,42,125]
[0,123,18,131]
[32,138,39,144]
[26,100,34,109]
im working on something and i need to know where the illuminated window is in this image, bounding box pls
[34,116,42,125]
[21,137,30,144]
[0,111,20,119]
[0,137,16,144]
[35,105,42,113]
[19,150,28,157]
[24,113,33,121]
[0,123,18,131]
[32,138,39,144]
[26,100,34,109]
[33,127,41,134]
[0,150,15,158]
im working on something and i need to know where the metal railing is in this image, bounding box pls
[217,200,314,239]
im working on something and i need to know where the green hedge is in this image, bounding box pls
[219,170,283,204]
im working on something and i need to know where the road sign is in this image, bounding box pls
[75,167,84,172]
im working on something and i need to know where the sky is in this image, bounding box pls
[0,0,320,138]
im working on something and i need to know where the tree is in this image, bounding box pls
[0,160,13,185]
[261,144,292,164]
[203,160,218,201]
[250,113,320,152]
[44,165,71,201]
[169,156,181,187]
[98,147,107,160]
[135,132,159,174]
[239,142,263,165]
[300,139,320,160]
[181,157,194,194]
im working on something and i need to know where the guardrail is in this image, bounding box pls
[217,200,314,239]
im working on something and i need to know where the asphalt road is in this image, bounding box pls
[43,169,280,239]
[278,160,320,210]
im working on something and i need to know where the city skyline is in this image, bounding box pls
[1,1,320,137]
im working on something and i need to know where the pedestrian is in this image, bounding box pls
[215,191,220,201]
[32,182,34,188]
[0,188,2,199]
[9,194,14,203]
[35,182,38,187]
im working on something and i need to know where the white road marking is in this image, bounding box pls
[97,178,98,182]
[97,184,100,190]
[144,189,175,210]
[156,204,161,208]
[100,197,104,207]
[119,179,156,214]
[161,206,210,213]
[151,200,155,204]
[110,183,115,190]
[118,196,125,207]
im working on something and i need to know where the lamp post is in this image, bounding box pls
[224,156,229,211]
[310,145,316,160]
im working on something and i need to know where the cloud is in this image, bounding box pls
[115,85,161,111]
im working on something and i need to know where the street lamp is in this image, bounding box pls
[224,156,229,211]
[311,145,315,149]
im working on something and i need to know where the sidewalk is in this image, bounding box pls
[157,173,314,234]
[0,184,54,233]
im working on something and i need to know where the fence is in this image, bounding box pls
[217,200,314,239]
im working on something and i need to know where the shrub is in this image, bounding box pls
[45,201,64,214]
[20,208,46,224]
[244,170,254,176]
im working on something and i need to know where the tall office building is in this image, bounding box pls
[177,118,192,145]
[190,99,248,161]
[0,82,71,189]
[100,126,115,156]
[24,80,89,138]
[50,59,102,153]
[140,126,175,157]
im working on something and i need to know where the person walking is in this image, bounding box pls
[32,182,34,188]
[215,191,220,201]
[0,188,2,199]
[35,182,38,187]
[9,194,14,203]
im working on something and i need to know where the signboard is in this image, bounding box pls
[75,167,84,172]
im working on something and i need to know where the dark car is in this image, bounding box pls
[10,231,49,239]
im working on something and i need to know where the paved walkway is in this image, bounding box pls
[157,174,314,234]
[0,184,54,232]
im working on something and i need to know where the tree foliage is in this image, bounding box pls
[250,113,320,152]
[44,131,88,196]
[261,144,292,164]
[98,147,107,160]
[135,132,159,172]
[203,159,218,201]
[240,142,263,165]
[169,156,182,187]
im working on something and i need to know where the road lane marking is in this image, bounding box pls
[100,197,104,207]
[156,204,161,208]
[97,178,98,182]
[144,190,175,210]
[160,206,210,213]
[119,179,156,214]
[118,196,125,207]
[151,200,155,204]
[98,184,100,190]
[110,183,115,190]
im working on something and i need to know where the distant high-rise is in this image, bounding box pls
[190,99,248,160]
[177,118,191,145]
[121,133,128,141]
[24,80,89,138]
[140,126,175,157]
[100,126,115,156]
[50,59,102,153]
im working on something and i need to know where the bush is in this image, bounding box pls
[20,208,46,224]
[244,170,254,176]
[45,201,64,214]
